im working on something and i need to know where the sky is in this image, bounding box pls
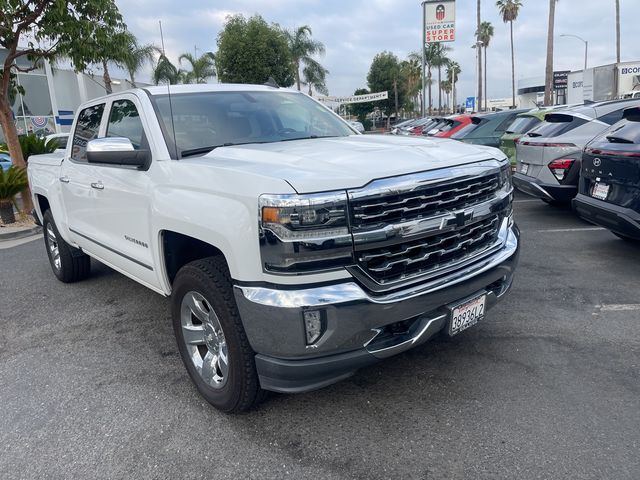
[115,0,640,102]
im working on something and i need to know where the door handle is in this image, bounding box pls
[90,182,104,190]
[59,176,70,183]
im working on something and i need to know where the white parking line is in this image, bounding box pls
[536,227,606,233]
[0,234,40,250]
[513,199,540,204]
[600,304,640,312]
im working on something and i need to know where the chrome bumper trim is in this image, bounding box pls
[236,226,519,308]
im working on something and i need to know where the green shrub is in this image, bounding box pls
[0,133,57,165]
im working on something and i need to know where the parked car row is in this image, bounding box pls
[387,99,640,242]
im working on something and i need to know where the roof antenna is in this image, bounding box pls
[159,20,179,159]
[264,77,279,88]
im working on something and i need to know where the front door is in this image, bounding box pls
[82,95,158,288]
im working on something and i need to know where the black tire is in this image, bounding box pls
[613,232,638,243]
[42,210,91,283]
[171,257,263,413]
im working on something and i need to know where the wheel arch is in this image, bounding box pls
[160,230,231,289]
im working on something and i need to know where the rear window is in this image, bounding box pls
[437,120,461,133]
[505,116,541,134]
[451,123,480,139]
[526,115,588,138]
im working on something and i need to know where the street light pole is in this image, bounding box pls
[421,1,426,117]
[560,34,588,71]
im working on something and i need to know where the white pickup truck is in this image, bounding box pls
[28,84,520,412]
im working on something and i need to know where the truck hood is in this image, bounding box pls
[198,135,505,193]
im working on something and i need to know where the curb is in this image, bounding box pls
[0,225,42,241]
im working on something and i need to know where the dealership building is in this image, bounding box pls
[517,60,640,107]
[0,48,140,144]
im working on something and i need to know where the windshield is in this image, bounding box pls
[152,91,354,158]
[505,116,540,134]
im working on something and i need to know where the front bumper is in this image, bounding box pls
[573,194,640,240]
[513,172,577,203]
[234,225,520,393]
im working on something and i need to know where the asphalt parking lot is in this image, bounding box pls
[1,193,639,480]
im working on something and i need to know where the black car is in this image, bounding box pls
[573,107,640,241]
[452,109,529,148]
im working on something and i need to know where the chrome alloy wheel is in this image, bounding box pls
[46,224,61,271]
[180,291,229,389]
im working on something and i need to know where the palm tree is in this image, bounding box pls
[447,61,461,113]
[178,52,216,84]
[440,80,452,113]
[477,22,494,111]
[403,53,423,114]
[302,59,329,96]
[285,26,326,91]
[544,0,558,105]
[153,55,184,85]
[497,0,523,108]
[433,45,451,114]
[615,0,621,64]
[119,32,160,87]
[477,0,483,111]
[424,43,439,115]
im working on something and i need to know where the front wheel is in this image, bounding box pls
[613,232,638,243]
[171,257,263,413]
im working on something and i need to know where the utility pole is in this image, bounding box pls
[477,0,482,112]
[421,1,426,117]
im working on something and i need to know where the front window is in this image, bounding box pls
[151,91,354,158]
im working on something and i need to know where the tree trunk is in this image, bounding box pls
[477,0,483,112]
[0,199,16,225]
[615,0,621,64]
[453,83,456,114]
[102,60,113,94]
[510,20,516,108]
[544,0,556,106]
[427,67,433,115]
[0,97,33,213]
[295,59,301,91]
[437,66,442,114]
[129,71,137,88]
[484,46,488,111]
[393,78,399,121]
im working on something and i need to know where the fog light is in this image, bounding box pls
[303,310,324,345]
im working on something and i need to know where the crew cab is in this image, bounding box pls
[28,84,520,413]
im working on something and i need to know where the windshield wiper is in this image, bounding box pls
[277,135,340,143]
[180,144,238,158]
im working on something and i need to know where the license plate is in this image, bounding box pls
[448,293,486,336]
[592,182,610,201]
[521,163,529,175]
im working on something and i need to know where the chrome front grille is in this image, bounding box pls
[356,215,501,285]
[350,173,500,230]
[347,161,511,290]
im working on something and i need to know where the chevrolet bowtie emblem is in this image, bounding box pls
[443,209,474,229]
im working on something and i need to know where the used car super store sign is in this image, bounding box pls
[424,0,456,43]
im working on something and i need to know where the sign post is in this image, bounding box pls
[421,1,456,116]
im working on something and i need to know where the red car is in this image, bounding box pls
[434,115,473,138]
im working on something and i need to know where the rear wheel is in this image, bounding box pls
[171,257,263,413]
[42,210,91,283]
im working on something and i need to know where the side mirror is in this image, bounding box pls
[86,137,151,170]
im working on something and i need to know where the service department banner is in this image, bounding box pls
[316,91,388,105]
[424,0,456,44]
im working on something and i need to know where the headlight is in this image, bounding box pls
[259,192,353,274]
[260,192,349,240]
